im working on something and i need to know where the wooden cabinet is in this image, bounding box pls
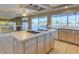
[58,29,75,44]
[66,30,74,43]
[75,31,79,45]
[0,35,14,54]
[38,35,45,54]
[45,33,51,53]
[55,29,58,39]
[58,29,67,41]
[13,40,24,54]
[25,45,37,54]
[25,38,37,48]
[50,32,55,49]
[0,31,55,54]
[25,38,37,54]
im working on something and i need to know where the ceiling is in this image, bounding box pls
[0,4,79,19]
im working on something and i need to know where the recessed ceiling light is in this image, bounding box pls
[22,13,27,16]
[64,6,68,9]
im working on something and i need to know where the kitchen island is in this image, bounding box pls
[0,29,56,54]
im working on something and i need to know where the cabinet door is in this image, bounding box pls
[50,32,55,49]
[45,33,51,53]
[58,29,67,41]
[25,45,37,54]
[25,38,37,54]
[66,30,74,43]
[55,29,58,39]
[75,31,79,45]
[25,38,37,48]
[38,35,45,54]
[13,40,24,54]
[0,35,13,54]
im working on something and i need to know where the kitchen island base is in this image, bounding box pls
[0,30,56,54]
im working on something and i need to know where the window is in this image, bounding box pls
[51,12,79,28]
[51,15,61,27]
[56,16,61,27]
[61,15,67,27]
[22,17,28,31]
[32,17,38,30]
[76,13,79,27]
[22,22,28,31]
[68,13,75,27]
[38,16,47,29]
[7,22,16,30]
[32,16,47,30]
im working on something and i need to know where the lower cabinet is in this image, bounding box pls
[50,32,55,49]
[13,40,25,54]
[54,29,58,39]
[58,29,75,43]
[66,30,74,43]
[25,38,37,54]
[45,33,51,53]
[0,35,14,54]
[58,29,79,45]
[58,29,67,41]
[25,45,37,54]
[75,31,79,45]
[38,35,45,54]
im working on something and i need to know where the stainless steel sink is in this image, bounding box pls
[27,30,40,34]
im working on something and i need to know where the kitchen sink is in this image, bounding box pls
[27,30,40,34]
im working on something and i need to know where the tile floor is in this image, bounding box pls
[49,40,79,54]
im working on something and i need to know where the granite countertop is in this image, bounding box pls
[11,29,56,42]
[53,27,79,30]
[52,27,79,30]
[11,31,35,41]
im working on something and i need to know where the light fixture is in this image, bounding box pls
[64,6,69,9]
[22,13,27,16]
[22,9,27,16]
